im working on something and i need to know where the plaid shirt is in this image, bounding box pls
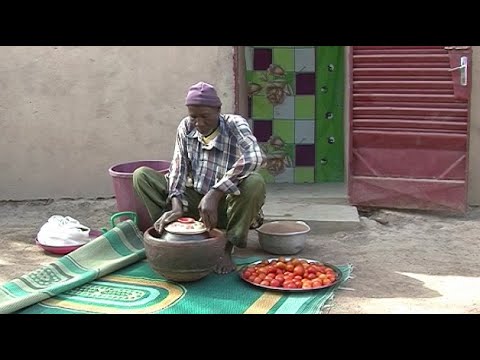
[167,114,265,206]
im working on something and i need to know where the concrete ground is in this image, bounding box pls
[1,184,479,314]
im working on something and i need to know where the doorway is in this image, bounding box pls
[243,46,345,184]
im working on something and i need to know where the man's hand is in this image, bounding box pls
[198,189,224,230]
[154,197,183,233]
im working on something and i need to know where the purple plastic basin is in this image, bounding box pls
[108,160,170,231]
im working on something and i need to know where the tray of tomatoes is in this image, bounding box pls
[238,257,342,292]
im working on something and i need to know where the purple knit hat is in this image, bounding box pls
[185,81,222,107]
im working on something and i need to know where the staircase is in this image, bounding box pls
[263,183,360,234]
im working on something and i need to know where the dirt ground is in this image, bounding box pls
[1,198,479,314]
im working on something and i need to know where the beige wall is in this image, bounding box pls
[0,46,234,200]
[468,46,480,205]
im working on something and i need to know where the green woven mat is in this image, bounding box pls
[0,220,352,314]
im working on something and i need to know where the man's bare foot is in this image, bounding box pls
[214,242,235,274]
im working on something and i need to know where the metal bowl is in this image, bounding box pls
[256,221,310,255]
[160,217,210,242]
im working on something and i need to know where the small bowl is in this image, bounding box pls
[256,221,311,255]
[36,229,103,255]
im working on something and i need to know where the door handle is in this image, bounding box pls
[448,56,468,86]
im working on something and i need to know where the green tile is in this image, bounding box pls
[247,71,273,97]
[261,140,294,169]
[273,48,295,72]
[273,120,294,143]
[283,71,296,95]
[295,96,315,119]
[295,167,315,183]
[247,70,295,97]
[284,143,295,167]
[252,95,273,119]
[258,168,275,183]
[284,71,295,83]
[248,71,267,87]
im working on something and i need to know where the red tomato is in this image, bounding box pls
[258,267,268,274]
[286,282,297,289]
[293,265,305,276]
[270,279,281,287]
[323,279,332,286]
[307,273,316,280]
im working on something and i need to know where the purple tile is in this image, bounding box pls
[253,120,272,142]
[253,48,272,71]
[296,73,316,95]
[248,97,252,118]
[295,144,315,166]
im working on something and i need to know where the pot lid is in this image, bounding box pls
[164,217,208,235]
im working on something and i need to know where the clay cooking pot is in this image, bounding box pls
[143,217,227,282]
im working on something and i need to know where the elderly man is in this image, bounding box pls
[133,81,266,274]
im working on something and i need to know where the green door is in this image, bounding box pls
[246,46,345,184]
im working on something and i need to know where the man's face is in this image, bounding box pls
[188,105,220,135]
